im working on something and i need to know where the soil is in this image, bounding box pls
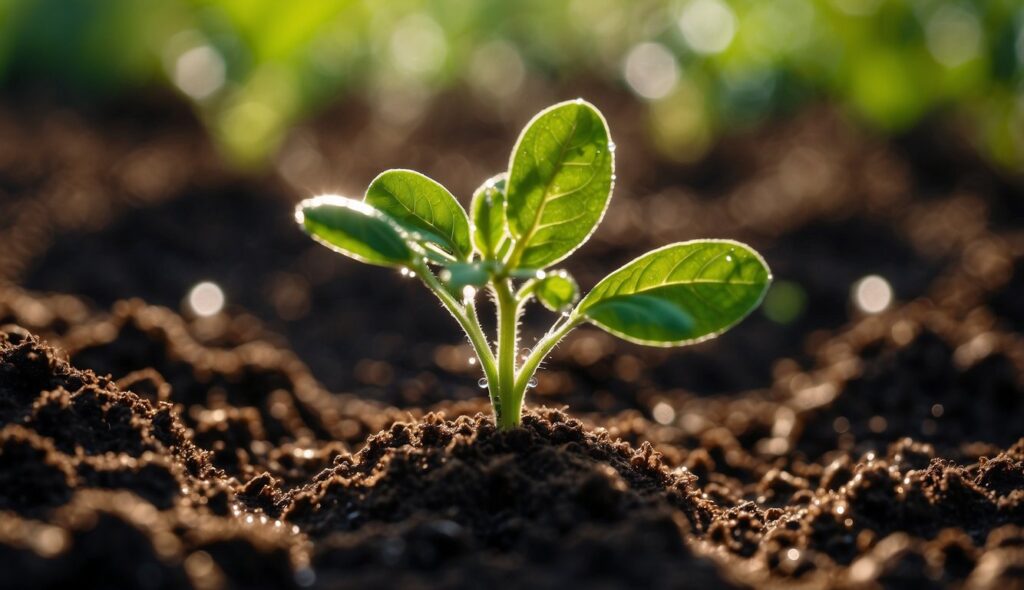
[1,86,1023,589]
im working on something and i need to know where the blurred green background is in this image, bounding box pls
[2,0,1022,169]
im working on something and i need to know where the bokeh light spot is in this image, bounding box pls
[469,40,525,99]
[925,6,982,68]
[652,402,676,425]
[623,42,679,100]
[762,280,807,324]
[187,281,225,317]
[1017,26,1024,65]
[678,0,737,55]
[390,13,448,76]
[852,274,892,314]
[173,45,226,100]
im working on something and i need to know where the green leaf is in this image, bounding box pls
[296,196,413,267]
[577,240,771,346]
[505,99,614,269]
[440,262,490,291]
[365,169,472,260]
[535,270,579,312]
[470,173,509,259]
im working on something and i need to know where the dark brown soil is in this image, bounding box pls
[1,88,1024,589]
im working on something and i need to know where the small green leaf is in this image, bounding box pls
[506,99,614,269]
[470,173,509,259]
[296,196,413,267]
[365,169,472,260]
[535,270,579,312]
[577,240,771,346]
[440,262,490,291]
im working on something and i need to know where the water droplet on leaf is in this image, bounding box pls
[477,377,489,388]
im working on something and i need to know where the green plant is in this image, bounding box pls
[296,99,771,430]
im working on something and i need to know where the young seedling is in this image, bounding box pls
[296,100,771,430]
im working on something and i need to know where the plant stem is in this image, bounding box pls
[417,263,580,431]
[494,278,521,430]
[513,313,580,400]
[415,265,499,407]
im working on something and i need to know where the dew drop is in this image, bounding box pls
[608,141,617,152]
[535,270,547,279]
[399,267,413,278]
[468,357,477,366]
[526,377,538,389]
[477,377,489,388]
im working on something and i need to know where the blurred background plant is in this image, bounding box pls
[1,0,1022,170]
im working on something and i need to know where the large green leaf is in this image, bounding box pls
[470,173,509,259]
[296,196,413,267]
[365,169,472,260]
[577,240,771,346]
[505,99,614,269]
